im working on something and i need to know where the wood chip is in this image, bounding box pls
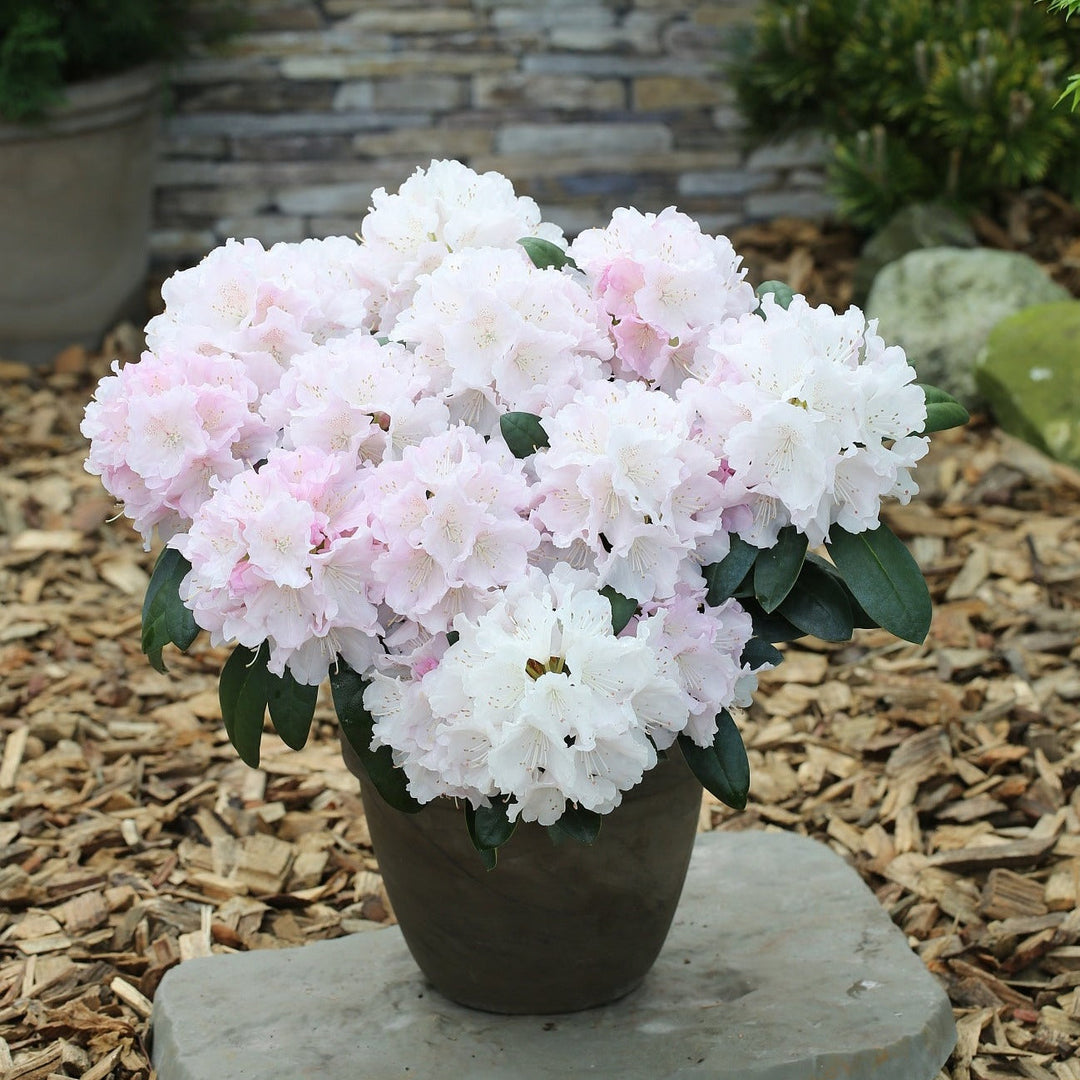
[108,977,153,1019]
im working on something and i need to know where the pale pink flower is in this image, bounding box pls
[81,348,273,545]
[570,206,757,390]
[173,447,382,685]
[390,247,612,435]
[532,379,739,602]
[363,426,541,633]
[637,584,757,747]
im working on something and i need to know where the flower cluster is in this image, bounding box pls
[83,159,939,828]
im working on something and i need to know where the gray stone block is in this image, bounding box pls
[745,187,836,221]
[746,131,829,171]
[496,122,672,156]
[152,830,956,1080]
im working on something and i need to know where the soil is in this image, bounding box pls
[2,200,1080,1079]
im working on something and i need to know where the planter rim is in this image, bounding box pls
[0,64,163,142]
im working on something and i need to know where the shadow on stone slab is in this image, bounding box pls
[152,831,956,1080]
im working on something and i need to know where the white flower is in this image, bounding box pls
[356,159,565,331]
[368,566,688,822]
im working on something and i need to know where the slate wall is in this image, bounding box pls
[155,0,832,263]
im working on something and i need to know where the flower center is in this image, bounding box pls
[525,656,569,680]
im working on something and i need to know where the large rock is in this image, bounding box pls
[865,247,1070,407]
[975,300,1080,469]
[852,203,977,304]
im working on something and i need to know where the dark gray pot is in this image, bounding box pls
[342,737,703,1014]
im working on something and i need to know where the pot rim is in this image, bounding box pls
[0,64,163,142]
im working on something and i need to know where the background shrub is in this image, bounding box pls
[731,0,1080,229]
[0,0,242,122]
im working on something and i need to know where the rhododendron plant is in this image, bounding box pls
[83,160,968,865]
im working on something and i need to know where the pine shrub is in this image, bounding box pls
[731,0,1080,229]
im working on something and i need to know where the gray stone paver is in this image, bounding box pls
[152,830,956,1080]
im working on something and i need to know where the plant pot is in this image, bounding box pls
[0,65,161,366]
[341,736,704,1014]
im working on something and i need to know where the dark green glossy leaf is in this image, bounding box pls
[466,823,498,870]
[741,637,783,671]
[600,585,638,635]
[678,711,750,811]
[499,411,550,458]
[329,660,422,813]
[741,598,804,643]
[826,524,932,644]
[141,547,199,673]
[753,526,808,612]
[465,799,516,869]
[551,804,603,844]
[219,644,271,768]
[804,552,876,628]
[923,401,969,434]
[917,384,970,433]
[518,236,578,271]
[777,559,855,642]
[473,798,516,850]
[267,667,319,751]
[754,279,795,313]
[703,535,758,605]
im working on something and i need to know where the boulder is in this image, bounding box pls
[852,202,977,304]
[975,300,1080,469]
[865,247,1070,407]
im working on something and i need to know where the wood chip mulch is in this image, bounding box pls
[2,280,1080,1079]
[729,187,1080,311]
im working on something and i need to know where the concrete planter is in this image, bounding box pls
[0,65,161,365]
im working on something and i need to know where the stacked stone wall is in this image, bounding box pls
[155,0,831,262]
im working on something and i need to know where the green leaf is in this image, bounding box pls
[600,585,638,635]
[741,637,783,671]
[777,559,855,642]
[1056,71,1080,111]
[678,711,750,811]
[218,644,272,768]
[499,411,550,458]
[141,547,199,673]
[465,798,516,869]
[703,535,758,605]
[518,236,578,271]
[918,383,969,433]
[741,599,804,643]
[464,814,498,870]
[826,524,932,644]
[329,660,421,813]
[805,552,876,629]
[473,798,516,849]
[550,804,602,844]
[267,667,319,751]
[754,279,795,313]
[753,526,808,613]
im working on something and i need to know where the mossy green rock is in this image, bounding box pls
[975,301,1080,469]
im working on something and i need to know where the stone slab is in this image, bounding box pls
[152,830,956,1080]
